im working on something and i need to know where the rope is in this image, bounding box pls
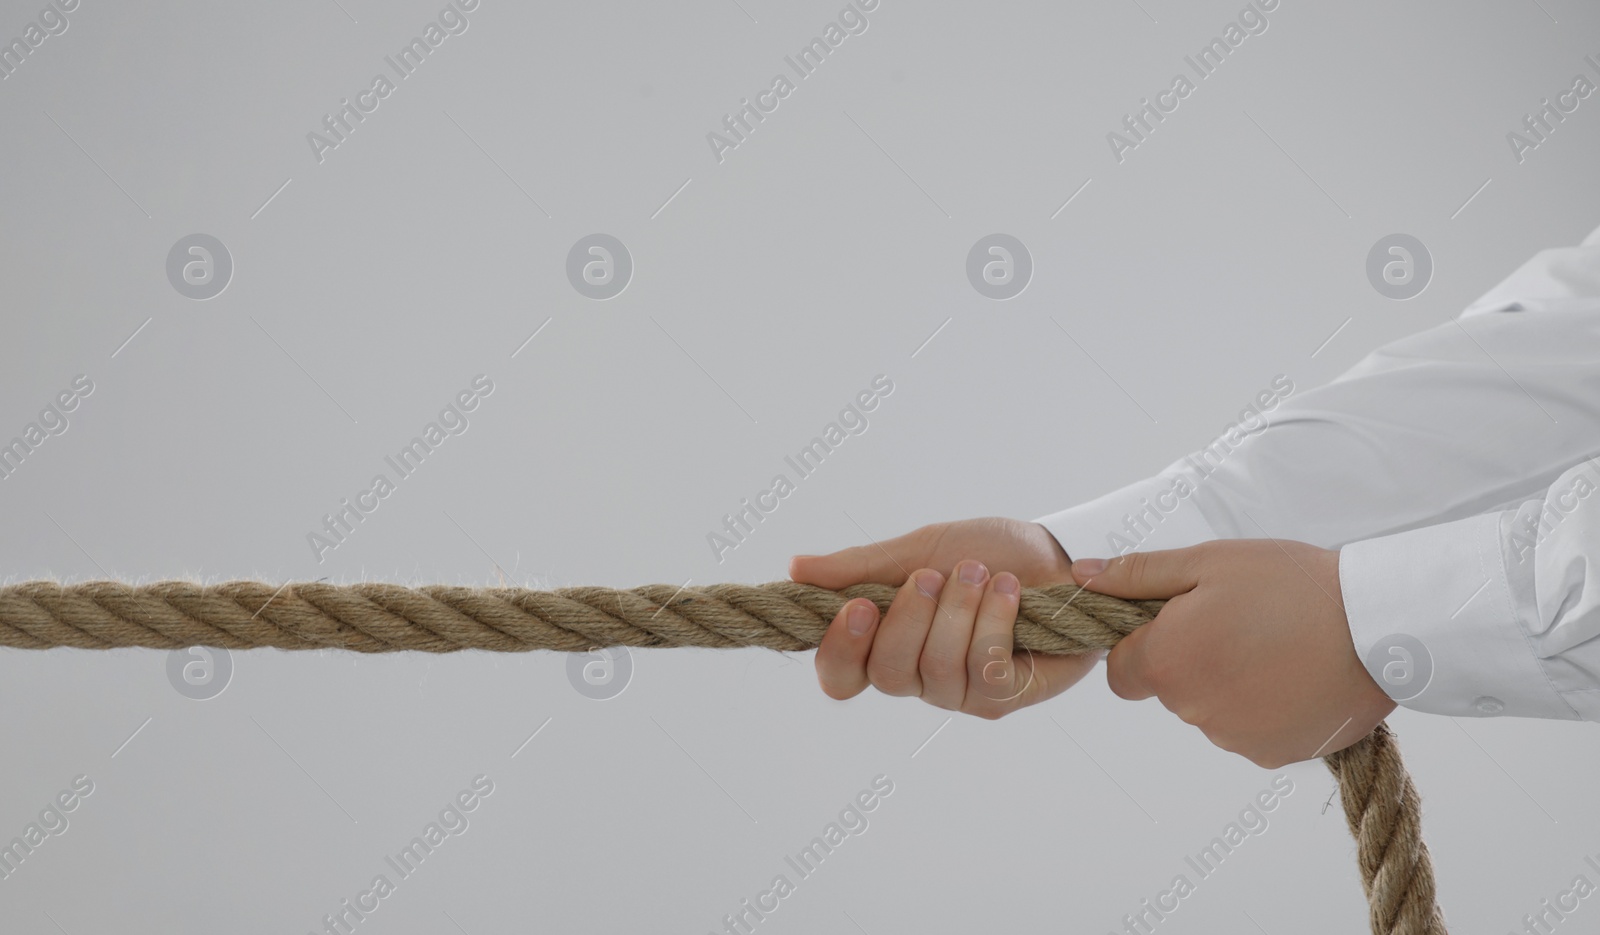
[0,578,1445,934]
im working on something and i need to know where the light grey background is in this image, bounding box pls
[2,0,1598,932]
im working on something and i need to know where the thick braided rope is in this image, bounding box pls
[0,579,1444,934]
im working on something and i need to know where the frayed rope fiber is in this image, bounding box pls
[0,578,1446,934]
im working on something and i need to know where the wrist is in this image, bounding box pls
[1330,548,1391,711]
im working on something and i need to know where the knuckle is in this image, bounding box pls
[1105,658,1140,699]
[1185,544,1216,576]
[1165,698,1204,727]
[1119,551,1150,584]
[968,646,1011,685]
[1201,726,1239,752]
[816,678,854,701]
[964,701,1009,721]
[866,660,917,695]
[918,649,965,683]
[943,592,981,619]
[1138,641,1179,693]
[1109,678,1145,702]
[1141,659,1172,694]
[940,579,984,613]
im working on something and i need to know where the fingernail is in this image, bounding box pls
[994,572,1019,596]
[1073,558,1108,576]
[958,560,988,586]
[847,603,875,636]
[914,569,944,599]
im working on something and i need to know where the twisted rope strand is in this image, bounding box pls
[0,579,1445,935]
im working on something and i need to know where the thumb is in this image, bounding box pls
[1070,547,1205,600]
[790,525,939,589]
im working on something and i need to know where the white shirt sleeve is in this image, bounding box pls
[1034,222,1600,720]
[1339,463,1600,721]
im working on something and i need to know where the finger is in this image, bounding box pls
[964,571,1024,711]
[814,599,879,700]
[1104,623,1158,701]
[1014,652,1104,708]
[1070,547,1205,600]
[966,578,1105,717]
[789,525,938,589]
[918,560,989,710]
[865,569,946,697]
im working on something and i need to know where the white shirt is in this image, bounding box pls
[1036,222,1600,722]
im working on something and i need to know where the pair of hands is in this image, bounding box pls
[789,518,1396,768]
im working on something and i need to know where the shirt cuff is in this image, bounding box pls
[1339,512,1576,720]
[1033,473,1220,563]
